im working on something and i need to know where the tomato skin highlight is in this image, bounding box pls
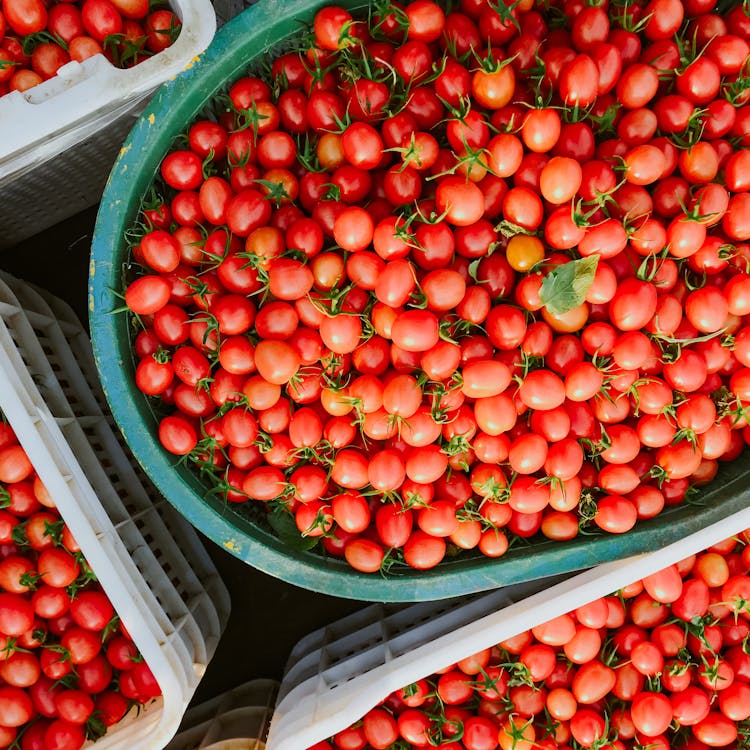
[609,278,658,331]
[3,0,47,34]
[403,531,446,570]
[391,310,440,352]
[344,539,384,573]
[461,360,511,398]
[436,177,485,226]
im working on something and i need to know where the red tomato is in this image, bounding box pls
[0,445,32,484]
[435,177,485,226]
[0,592,35,637]
[81,0,122,41]
[391,310,439,352]
[363,708,398,750]
[2,0,46,34]
[403,531,446,570]
[145,9,180,52]
[692,712,738,747]
[44,719,86,750]
[572,660,616,704]
[0,685,33,727]
[158,414,197,456]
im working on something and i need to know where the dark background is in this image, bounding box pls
[3,206,364,707]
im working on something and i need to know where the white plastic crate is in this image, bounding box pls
[166,679,278,749]
[267,507,750,750]
[0,271,231,749]
[0,0,217,249]
[4,272,231,627]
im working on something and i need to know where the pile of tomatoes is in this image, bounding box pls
[124,0,750,573]
[308,531,750,750]
[0,0,181,95]
[0,424,161,750]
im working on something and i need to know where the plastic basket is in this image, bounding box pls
[3,272,231,627]
[0,271,231,749]
[0,0,218,250]
[166,679,278,749]
[266,507,750,750]
[88,0,750,603]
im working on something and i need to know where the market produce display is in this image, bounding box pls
[0,423,162,750]
[307,530,750,750]
[122,0,750,575]
[0,0,182,94]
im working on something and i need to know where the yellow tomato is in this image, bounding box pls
[506,235,545,272]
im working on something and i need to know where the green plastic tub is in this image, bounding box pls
[89,0,750,602]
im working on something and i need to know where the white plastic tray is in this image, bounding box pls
[0,271,231,748]
[7,274,231,627]
[267,507,750,750]
[0,0,216,248]
[0,0,215,170]
[166,679,278,749]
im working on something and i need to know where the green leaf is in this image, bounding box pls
[266,511,320,552]
[468,258,482,282]
[101,614,121,642]
[11,524,28,547]
[43,519,65,546]
[86,713,109,742]
[539,256,600,315]
[19,572,39,591]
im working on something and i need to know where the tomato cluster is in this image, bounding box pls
[309,532,750,750]
[0,0,181,95]
[124,0,750,573]
[0,424,161,750]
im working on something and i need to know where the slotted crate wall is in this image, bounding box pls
[0,271,231,748]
